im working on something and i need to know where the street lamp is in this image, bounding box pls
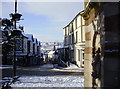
[11,30,22,77]
[10,0,22,77]
[10,13,22,21]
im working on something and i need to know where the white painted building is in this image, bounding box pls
[63,11,85,68]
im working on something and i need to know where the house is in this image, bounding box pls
[47,50,55,61]
[26,34,34,65]
[37,41,42,64]
[7,29,28,66]
[0,18,42,66]
[56,46,69,67]
[33,38,38,65]
[63,11,85,68]
[37,41,41,57]
[83,1,120,87]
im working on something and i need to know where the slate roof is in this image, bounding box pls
[26,34,33,41]
[33,38,38,44]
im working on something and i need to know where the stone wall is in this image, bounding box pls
[83,2,120,87]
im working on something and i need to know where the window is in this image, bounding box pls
[27,41,30,53]
[72,34,74,44]
[75,18,77,29]
[78,50,80,61]
[82,51,84,59]
[71,23,73,32]
[76,31,78,43]
[16,39,23,51]
[33,44,35,54]
[64,37,67,46]
[65,28,67,36]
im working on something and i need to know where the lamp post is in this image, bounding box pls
[13,0,17,77]
[11,0,22,77]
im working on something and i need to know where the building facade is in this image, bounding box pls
[33,38,38,65]
[37,41,41,57]
[1,27,42,66]
[37,41,41,64]
[5,30,28,66]
[63,11,85,67]
[26,34,34,65]
[83,1,120,87]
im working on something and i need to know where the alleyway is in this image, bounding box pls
[1,63,84,87]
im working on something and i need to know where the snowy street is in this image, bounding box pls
[11,76,84,87]
[1,63,84,87]
[1,63,83,77]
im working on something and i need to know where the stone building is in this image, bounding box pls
[63,11,85,67]
[6,30,28,66]
[36,41,42,64]
[33,38,38,65]
[83,1,120,87]
[37,41,41,57]
[26,34,34,65]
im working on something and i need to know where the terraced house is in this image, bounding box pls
[0,26,42,66]
[63,11,85,68]
[4,29,28,66]
[26,34,34,65]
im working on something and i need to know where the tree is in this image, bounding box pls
[1,18,14,64]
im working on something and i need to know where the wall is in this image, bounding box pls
[83,2,120,87]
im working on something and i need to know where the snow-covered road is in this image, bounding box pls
[2,63,84,87]
[11,76,84,87]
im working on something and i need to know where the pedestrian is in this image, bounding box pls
[52,51,58,68]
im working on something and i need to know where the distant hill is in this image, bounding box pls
[41,42,63,54]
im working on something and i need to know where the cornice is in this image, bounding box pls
[82,2,94,20]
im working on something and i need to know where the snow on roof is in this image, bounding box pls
[22,32,28,38]
[48,51,55,54]
[26,34,33,41]
[1,27,11,31]
[37,41,41,46]
[33,38,38,44]
[57,45,65,49]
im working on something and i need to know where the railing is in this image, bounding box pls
[1,76,20,89]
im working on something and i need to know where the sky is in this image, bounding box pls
[1,1,84,42]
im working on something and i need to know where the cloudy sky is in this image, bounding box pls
[1,1,84,42]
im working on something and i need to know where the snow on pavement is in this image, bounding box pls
[0,65,13,69]
[11,76,84,87]
[52,63,84,72]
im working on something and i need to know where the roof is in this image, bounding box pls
[37,41,41,46]
[48,51,55,54]
[26,34,33,41]
[63,10,84,29]
[33,38,38,44]
[22,32,28,38]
